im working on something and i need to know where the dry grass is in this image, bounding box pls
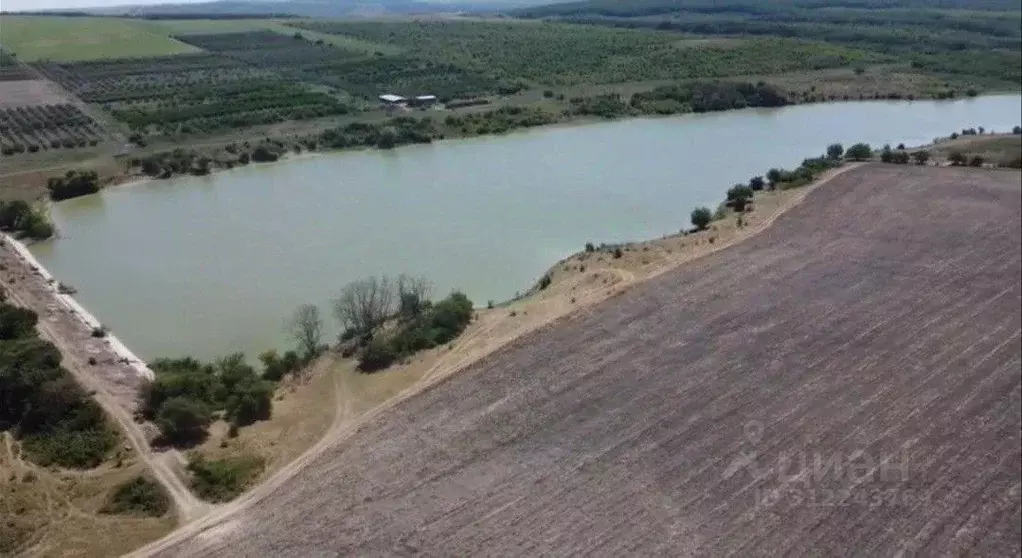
[145,164,1021,556]
[927,134,1022,165]
[1,433,175,558]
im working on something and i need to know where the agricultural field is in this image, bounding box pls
[34,51,350,139]
[173,30,367,73]
[148,165,1021,556]
[515,0,1022,87]
[0,16,199,61]
[291,19,880,86]
[0,104,105,155]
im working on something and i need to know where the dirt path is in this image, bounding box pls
[0,236,208,524]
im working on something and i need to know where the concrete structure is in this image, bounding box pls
[409,95,438,108]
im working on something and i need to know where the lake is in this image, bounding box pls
[30,94,1022,362]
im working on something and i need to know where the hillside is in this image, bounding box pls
[142,164,1022,556]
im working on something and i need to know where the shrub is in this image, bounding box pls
[948,151,967,166]
[912,150,930,165]
[101,476,170,517]
[358,336,397,372]
[1012,125,1021,135]
[538,274,552,290]
[880,144,894,163]
[155,397,212,445]
[613,247,623,259]
[845,143,873,161]
[826,143,844,160]
[969,155,985,167]
[2,327,117,468]
[691,206,712,231]
[748,176,765,191]
[187,454,265,503]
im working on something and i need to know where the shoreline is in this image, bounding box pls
[1,231,154,381]
[10,92,1017,200]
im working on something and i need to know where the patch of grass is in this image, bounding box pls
[0,16,199,61]
[100,475,171,517]
[187,453,265,502]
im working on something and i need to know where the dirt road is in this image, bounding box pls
[0,236,209,523]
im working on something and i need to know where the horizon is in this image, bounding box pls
[2,0,210,13]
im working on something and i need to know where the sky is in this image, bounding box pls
[1,0,210,12]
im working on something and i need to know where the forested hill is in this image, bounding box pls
[516,0,1022,18]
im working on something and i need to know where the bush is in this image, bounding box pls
[845,143,873,161]
[47,170,100,201]
[0,200,54,240]
[538,274,552,290]
[1012,125,1021,135]
[101,476,171,517]
[949,151,967,166]
[358,336,397,372]
[912,150,930,165]
[826,143,844,160]
[187,454,265,503]
[691,206,712,231]
[155,397,212,445]
[748,176,765,191]
[1,319,117,469]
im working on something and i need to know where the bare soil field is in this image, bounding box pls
[139,164,1021,557]
[0,79,69,108]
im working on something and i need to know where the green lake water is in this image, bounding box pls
[29,94,1022,361]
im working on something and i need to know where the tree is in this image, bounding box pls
[891,150,910,164]
[766,168,783,186]
[948,151,967,166]
[691,206,712,231]
[288,304,322,360]
[912,150,930,165]
[155,396,212,445]
[845,143,873,161]
[748,176,765,191]
[826,143,844,160]
[879,144,893,163]
[396,274,432,319]
[726,184,754,212]
[333,276,395,336]
[1012,126,1021,135]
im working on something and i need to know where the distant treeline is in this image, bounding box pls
[0,11,296,19]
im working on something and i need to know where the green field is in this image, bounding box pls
[0,16,199,61]
[291,20,878,86]
[150,19,403,55]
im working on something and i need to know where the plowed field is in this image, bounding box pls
[150,164,1022,557]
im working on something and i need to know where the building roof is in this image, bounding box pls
[379,94,405,103]
[415,95,438,101]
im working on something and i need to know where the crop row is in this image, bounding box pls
[0,104,105,154]
[1,125,103,156]
[111,83,348,128]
